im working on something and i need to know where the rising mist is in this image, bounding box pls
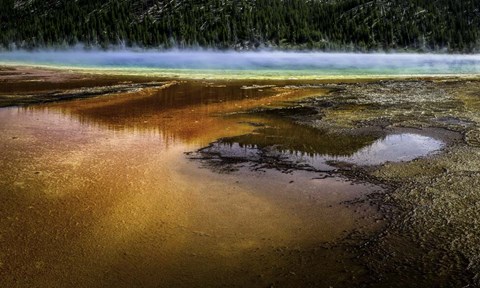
[1,50,480,75]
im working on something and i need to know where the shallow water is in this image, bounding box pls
[336,133,444,165]
[0,81,388,287]
[0,79,447,287]
[206,133,444,171]
[206,113,445,170]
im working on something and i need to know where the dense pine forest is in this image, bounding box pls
[1,0,479,52]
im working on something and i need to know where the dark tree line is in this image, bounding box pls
[1,0,479,52]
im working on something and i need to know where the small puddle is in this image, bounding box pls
[200,116,445,170]
[332,133,444,166]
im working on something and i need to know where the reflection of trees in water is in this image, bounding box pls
[36,81,316,146]
[223,113,379,158]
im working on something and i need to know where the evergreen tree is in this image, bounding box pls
[0,0,479,52]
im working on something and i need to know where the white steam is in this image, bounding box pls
[1,49,480,75]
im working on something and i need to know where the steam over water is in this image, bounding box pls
[1,50,480,76]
